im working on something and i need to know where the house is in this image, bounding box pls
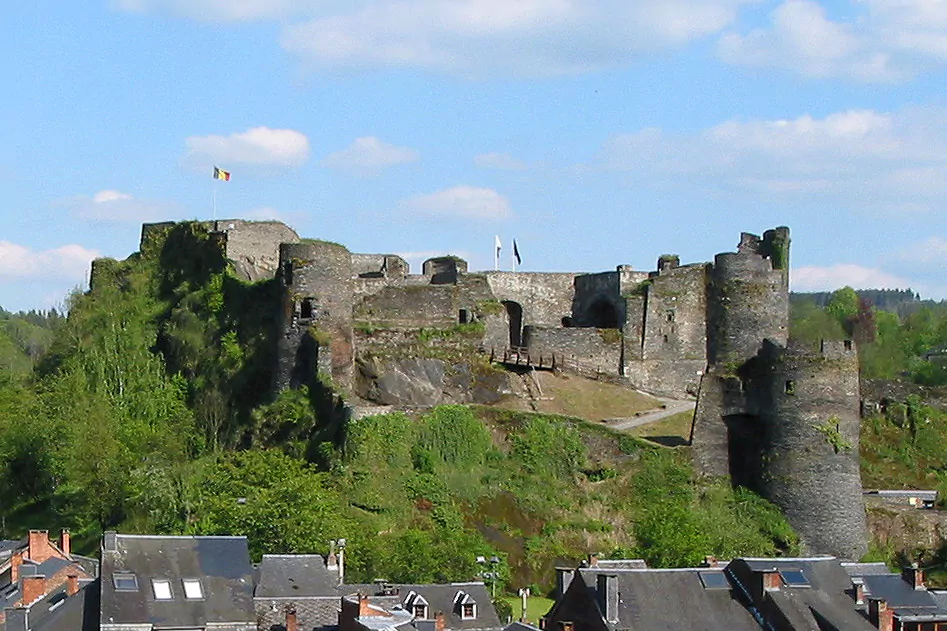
[0,530,97,631]
[847,563,947,631]
[864,490,938,510]
[254,554,343,631]
[545,563,761,631]
[545,556,897,631]
[338,584,501,631]
[99,532,256,631]
[253,551,501,631]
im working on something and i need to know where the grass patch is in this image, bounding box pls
[629,410,694,444]
[500,595,555,624]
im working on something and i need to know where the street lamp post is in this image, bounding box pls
[476,555,501,599]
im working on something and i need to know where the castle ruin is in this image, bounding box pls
[132,220,868,559]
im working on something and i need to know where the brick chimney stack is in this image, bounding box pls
[59,530,71,557]
[286,606,298,631]
[902,563,925,590]
[435,611,446,631]
[854,582,865,605]
[66,574,79,597]
[762,570,781,592]
[587,553,599,568]
[358,594,372,617]
[702,556,719,568]
[28,531,50,563]
[21,575,47,607]
[869,598,893,631]
[10,551,22,584]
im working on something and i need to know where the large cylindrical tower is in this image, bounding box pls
[708,243,789,366]
[758,339,868,560]
[275,241,354,392]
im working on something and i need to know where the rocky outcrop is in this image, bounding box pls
[356,357,512,407]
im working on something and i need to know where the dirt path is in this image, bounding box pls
[604,398,696,430]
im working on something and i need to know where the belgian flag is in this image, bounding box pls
[213,166,231,181]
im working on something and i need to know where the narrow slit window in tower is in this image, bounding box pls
[785,380,795,395]
[300,298,314,320]
[844,340,852,351]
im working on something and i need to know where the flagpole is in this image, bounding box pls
[213,183,217,221]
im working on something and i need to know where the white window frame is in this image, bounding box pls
[182,578,204,600]
[152,578,173,600]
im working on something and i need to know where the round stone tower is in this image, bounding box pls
[275,240,354,392]
[757,339,868,560]
[708,228,790,366]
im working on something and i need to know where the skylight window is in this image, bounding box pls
[113,574,139,592]
[698,571,730,590]
[152,579,173,600]
[779,569,810,587]
[182,579,203,600]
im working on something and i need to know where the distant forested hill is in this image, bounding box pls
[791,289,930,316]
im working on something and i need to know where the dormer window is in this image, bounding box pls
[404,591,429,620]
[152,579,173,600]
[454,590,477,620]
[113,574,138,592]
[182,579,203,600]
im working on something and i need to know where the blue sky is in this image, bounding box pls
[3,0,947,311]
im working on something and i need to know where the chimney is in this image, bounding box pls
[702,556,719,568]
[869,598,893,631]
[902,563,925,590]
[854,582,865,605]
[59,530,71,557]
[21,575,47,606]
[286,606,298,631]
[762,570,781,592]
[66,574,79,597]
[587,553,599,568]
[596,574,618,623]
[28,530,50,563]
[10,551,22,584]
[358,594,372,617]
[4,608,27,631]
[435,611,446,631]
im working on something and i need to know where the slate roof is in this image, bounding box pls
[726,557,876,631]
[99,533,255,629]
[255,597,340,631]
[565,567,760,631]
[343,583,502,631]
[840,562,892,579]
[30,579,100,631]
[256,555,341,598]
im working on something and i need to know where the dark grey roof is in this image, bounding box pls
[256,555,340,598]
[343,583,502,631]
[592,560,647,570]
[727,557,877,631]
[862,574,941,609]
[31,579,99,631]
[255,597,340,631]
[841,562,893,578]
[575,567,760,631]
[99,534,255,628]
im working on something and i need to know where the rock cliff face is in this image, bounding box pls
[867,499,947,556]
[355,357,511,407]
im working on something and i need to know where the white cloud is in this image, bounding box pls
[184,127,310,172]
[67,189,179,223]
[0,241,99,282]
[717,0,947,81]
[322,136,419,173]
[791,264,913,292]
[282,1,756,76]
[600,107,947,212]
[897,236,947,264]
[115,0,756,77]
[403,185,511,220]
[474,152,528,171]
